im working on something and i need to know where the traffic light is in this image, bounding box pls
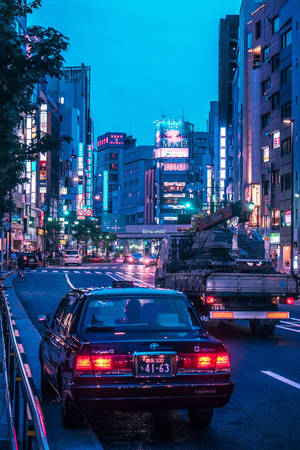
[63,210,69,216]
[248,202,255,211]
[185,202,192,209]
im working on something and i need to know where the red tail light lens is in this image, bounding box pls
[286,297,294,305]
[92,356,112,371]
[75,355,93,372]
[177,351,230,373]
[75,354,132,375]
[215,353,230,370]
[206,296,215,304]
[177,353,216,372]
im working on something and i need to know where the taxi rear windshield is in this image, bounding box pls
[65,251,79,255]
[81,296,199,332]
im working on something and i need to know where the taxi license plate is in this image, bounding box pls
[136,355,172,377]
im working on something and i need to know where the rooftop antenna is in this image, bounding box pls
[182,108,185,121]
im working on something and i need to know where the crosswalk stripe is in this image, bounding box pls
[84,271,92,274]
[42,270,48,272]
[52,270,59,273]
[74,271,80,274]
[63,270,69,273]
[95,271,102,274]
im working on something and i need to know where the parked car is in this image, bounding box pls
[23,252,39,269]
[114,255,125,263]
[39,287,233,429]
[63,250,82,266]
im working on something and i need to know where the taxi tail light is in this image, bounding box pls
[74,354,131,375]
[206,296,215,304]
[177,353,216,372]
[177,351,231,372]
[215,352,230,370]
[286,297,294,305]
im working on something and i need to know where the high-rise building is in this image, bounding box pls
[153,119,194,224]
[55,64,93,217]
[95,133,136,223]
[218,15,239,202]
[235,0,300,269]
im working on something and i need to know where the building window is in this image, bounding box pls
[263,181,269,195]
[261,112,270,129]
[281,137,292,155]
[262,45,270,61]
[281,66,292,86]
[109,153,118,160]
[271,53,280,72]
[281,173,292,191]
[281,101,292,120]
[262,146,269,163]
[261,78,270,96]
[272,16,280,34]
[255,21,261,39]
[272,170,280,185]
[109,163,118,170]
[281,28,292,49]
[272,209,280,227]
[247,32,252,49]
[271,92,280,110]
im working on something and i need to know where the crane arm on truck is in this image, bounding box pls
[197,201,255,231]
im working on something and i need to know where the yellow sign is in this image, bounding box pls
[60,240,66,245]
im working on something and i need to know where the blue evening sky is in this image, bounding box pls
[30,0,241,145]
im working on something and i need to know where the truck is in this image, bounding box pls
[155,202,298,336]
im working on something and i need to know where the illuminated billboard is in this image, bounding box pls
[154,120,190,149]
[154,148,189,159]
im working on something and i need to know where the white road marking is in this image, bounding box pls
[280,320,300,327]
[261,371,300,390]
[84,271,92,274]
[52,270,59,273]
[276,325,300,333]
[74,271,80,274]
[291,317,300,322]
[95,271,102,274]
[65,273,76,289]
[63,270,69,273]
[115,272,152,288]
[106,273,119,281]
[41,270,48,273]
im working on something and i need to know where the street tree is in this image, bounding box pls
[0,0,69,218]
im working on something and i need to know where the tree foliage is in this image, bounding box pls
[0,0,69,217]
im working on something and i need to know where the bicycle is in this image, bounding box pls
[17,267,25,281]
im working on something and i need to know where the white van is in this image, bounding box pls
[63,250,82,266]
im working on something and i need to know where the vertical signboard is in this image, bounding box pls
[103,170,108,211]
[77,142,84,209]
[86,144,93,210]
[39,104,48,195]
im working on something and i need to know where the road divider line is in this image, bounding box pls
[65,273,76,289]
[261,371,300,389]
[276,325,300,333]
[291,317,300,322]
[280,320,300,327]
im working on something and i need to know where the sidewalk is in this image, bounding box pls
[0,276,11,448]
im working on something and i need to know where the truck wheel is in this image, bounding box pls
[249,319,275,336]
[188,408,213,428]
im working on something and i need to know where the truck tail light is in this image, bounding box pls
[206,296,215,304]
[74,354,132,375]
[177,351,231,373]
[286,297,294,305]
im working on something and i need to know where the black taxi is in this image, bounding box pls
[39,287,233,428]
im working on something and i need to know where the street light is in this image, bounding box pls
[283,118,295,272]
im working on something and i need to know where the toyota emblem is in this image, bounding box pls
[149,343,159,350]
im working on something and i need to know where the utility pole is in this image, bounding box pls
[283,119,295,272]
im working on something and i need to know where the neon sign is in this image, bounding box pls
[103,170,108,211]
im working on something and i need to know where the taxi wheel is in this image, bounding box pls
[41,367,54,401]
[188,407,213,428]
[61,390,83,429]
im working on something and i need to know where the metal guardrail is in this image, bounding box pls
[0,277,50,450]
